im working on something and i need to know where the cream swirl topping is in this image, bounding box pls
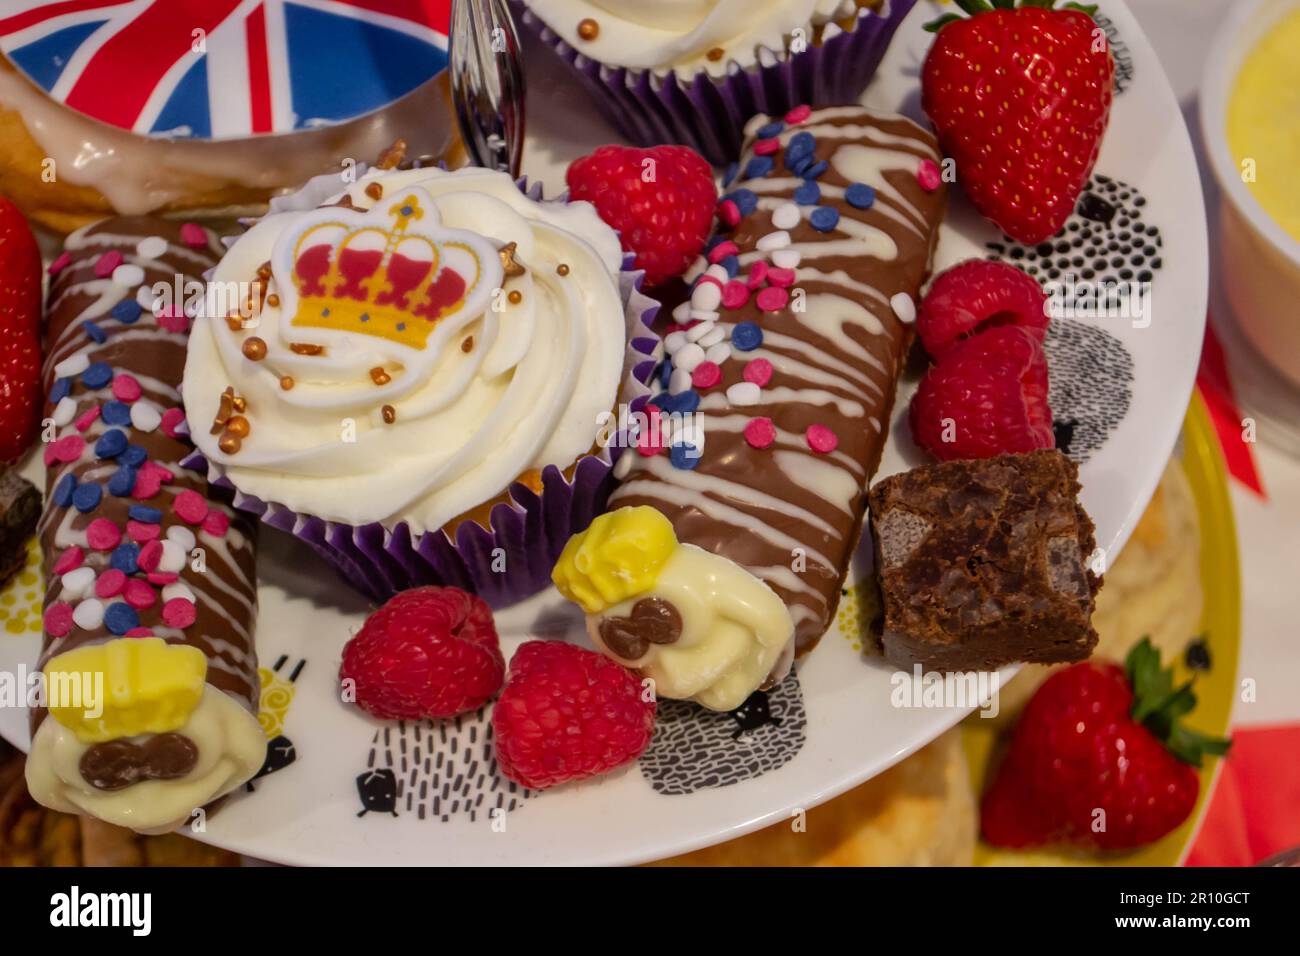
[182,167,627,532]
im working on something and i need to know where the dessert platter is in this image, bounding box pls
[0,0,1222,865]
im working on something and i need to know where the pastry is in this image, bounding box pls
[553,105,947,710]
[515,0,916,163]
[181,163,658,607]
[25,218,266,835]
[0,467,38,590]
[0,6,462,232]
[869,449,1102,672]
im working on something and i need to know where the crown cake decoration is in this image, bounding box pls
[269,186,502,366]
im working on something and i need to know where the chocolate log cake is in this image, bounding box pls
[553,106,947,710]
[26,219,266,834]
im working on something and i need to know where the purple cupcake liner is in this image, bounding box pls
[516,0,917,165]
[184,180,662,609]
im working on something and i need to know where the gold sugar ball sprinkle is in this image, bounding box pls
[507,290,523,305]
[381,405,396,424]
[231,395,247,413]
[225,415,250,438]
[707,47,724,62]
[365,182,384,200]
[461,336,474,353]
[556,263,570,276]
[370,366,391,386]
[280,375,295,391]
[577,17,599,41]
[241,337,268,361]
[266,293,280,308]
[218,433,242,454]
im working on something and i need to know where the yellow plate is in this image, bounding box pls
[963,391,1241,866]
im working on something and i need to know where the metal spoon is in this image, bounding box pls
[449,0,526,177]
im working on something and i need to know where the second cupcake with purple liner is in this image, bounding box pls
[515,0,917,164]
[181,164,660,607]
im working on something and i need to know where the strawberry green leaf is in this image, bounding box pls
[924,13,966,31]
[1125,637,1231,767]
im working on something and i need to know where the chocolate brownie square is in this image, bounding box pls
[0,467,39,589]
[868,450,1101,672]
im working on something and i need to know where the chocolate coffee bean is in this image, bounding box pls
[79,733,199,791]
[599,597,683,661]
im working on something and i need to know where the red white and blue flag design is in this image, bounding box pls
[0,0,450,139]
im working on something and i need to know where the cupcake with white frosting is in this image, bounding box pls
[181,165,659,606]
[515,0,917,163]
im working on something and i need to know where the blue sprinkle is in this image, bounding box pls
[720,255,740,278]
[732,321,763,351]
[810,206,841,232]
[52,474,78,508]
[786,131,815,159]
[121,444,148,468]
[728,189,758,216]
[108,465,137,497]
[743,156,774,180]
[110,543,140,575]
[101,400,132,426]
[670,443,701,470]
[658,359,672,389]
[756,120,784,139]
[846,183,877,209]
[128,505,163,524]
[111,299,143,324]
[794,181,821,205]
[722,162,738,186]
[49,378,71,404]
[95,428,128,459]
[104,603,140,636]
[658,390,700,415]
[82,321,107,344]
[82,362,113,390]
[71,482,102,513]
[802,159,829,180]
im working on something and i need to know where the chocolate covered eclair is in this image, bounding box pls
[554,105,947,710]
[26,219,266,834]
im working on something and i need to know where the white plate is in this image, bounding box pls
[0,0,1206,865]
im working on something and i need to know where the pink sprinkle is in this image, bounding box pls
[707,241,739,264]
[717,199,740,227]
[743,417,776,449]
[767,267,796,288]
[174,489,209,525]
[93,250,123,278]
[52,547,84,576]
[695,273,723,290]
[201,510,230,538]
[158,310,189,334]
[636,404,666,457]
[691,361,722,389]
[721,280,751,309]
[744,358,774,387]
[74,406,100,432]
[806,423,839,454]
[162,597,197,628]
[125,627,154,638]
[48,252,72,276]
[44,603,74,638]
[132,473,162,500]
[756,286,790,312]
[160,407,186,438]
[141,461,174,483]
[137,540,164,573]
[746,260,769,290]
[86,517,122,551]
[180,223,207,248]
[917,158,942,192]
[52,434,86,463]
[123,579,157,610]
[111,374,143,402]
[146,571,179,586]
[95,569,127,599]
[785,104,812,125]
[753,138,779,156]
[127,520,162,543]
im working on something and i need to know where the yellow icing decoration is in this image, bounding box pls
[552,506,678,614]
[46,638,207,743]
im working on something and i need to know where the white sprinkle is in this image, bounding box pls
[166,526,197,552]
[112,264,145,289]
[756,230,791,252]
[691,281,722,312]
[673,342,706,373]
[136,286,159,312]
[52,396,76,427]
[772,202,801,230]
[136,236,168,260]
[158,540,187,574]
[727,382,762,406]
[689,309,720,322]
[73,599,105,631]
[890,292,917,324]
[130,401,162,432]
[668,367,693,395]
[671,301,692,322]
[705,342,732,364]
[53,353,90,379]
[664,331,688,355]
[162,582,196,604]
[699,326,726,348]
[686,320,714,342]
[772,248,802,270]
[704,264,729,283]
[61,567,96,600]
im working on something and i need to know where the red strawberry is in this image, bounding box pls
[493,641,655,790]
[982,638,1230,850]
[0,196,42,463]
[339,587,504,720]
[909,325,1054,460]
[566,144,716,287]
[922,1,1114,244]
[918,259,1049,360]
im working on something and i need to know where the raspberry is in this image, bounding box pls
[918,259,1048,360]
[565,144,716,287]
[340,587,504,720]
[909,326,1055,461]
[492,641,655,790]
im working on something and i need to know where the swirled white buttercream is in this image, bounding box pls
[181,166,627,533]
[525,0,861,75]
